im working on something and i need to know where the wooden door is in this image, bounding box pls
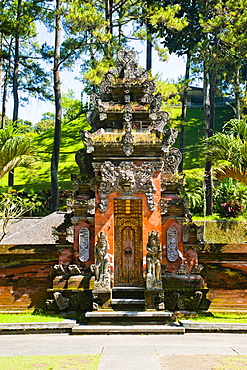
[114,198,143,286]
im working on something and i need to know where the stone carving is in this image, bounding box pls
[98,161,156,212]
[79,227,90,262]
[167,227,178,262]
[162,128,178,151]
[68,264,81,275]
[99,79,112,101]
[183,199,192,222]
[176,264,189,274]
[75,149,94,180]
[191,264,204,275]
[183,224,190,242]
[117,48,147,81]
[66,226,74,244]
[184,248,198,273]
[53,292,70,310]
[118,48,136,67]
[165,290,204,311]
[91,231,110,292]
[142,80,156,103]
[53,264,66,276]
[122,121,134,156]
[87,198,95,215]
[150,92,162,113]
[196,225,204,242]
[149,111,169,137]
[162,147,182,173]
[146,231,162,290]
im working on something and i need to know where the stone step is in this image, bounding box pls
[72,323,185,334]
[112,287,145,299]
[86,311,173,318]
[111,299,145,305]
[111,298,146,311]
[85,310,174,325]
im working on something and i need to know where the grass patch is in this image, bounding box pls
[216,356,247,370]
[0,313,65,323]
[0,355,101,370]
[0,106,234,188]
[189,313,247,323]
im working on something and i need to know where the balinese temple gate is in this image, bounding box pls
[48,49,210,318]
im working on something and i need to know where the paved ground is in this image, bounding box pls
[1,333,247,369]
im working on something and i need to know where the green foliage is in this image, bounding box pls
[190,313,247,323]
[182,175,204,213]
[213,178,247,217]
[0,124,38,180]
[207,118,247,184]
[0,312,65,323]
[0,190,36,240]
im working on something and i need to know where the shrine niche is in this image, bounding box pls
[47,48,211,318]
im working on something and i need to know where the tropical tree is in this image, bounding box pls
[207,119,247,185]
[0,191,35,241]
[0,124,37,180]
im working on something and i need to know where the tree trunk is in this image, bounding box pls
[9,0,21,186]
[51,0,62,212]
[0,0,7,98]
[234,67,241,119]
[146,23,152,72]
[179,51,191,172]
[2,39,13,129]
[105,0,113,56]
[204,65,216,216]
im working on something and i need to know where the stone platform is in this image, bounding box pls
[72,310,183,334]
[72,323,184,334]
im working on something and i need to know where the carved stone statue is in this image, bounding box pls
[94,231,110,281]
[53,292,70,310]
[146,231,162,290]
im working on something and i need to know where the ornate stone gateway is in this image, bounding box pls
[114,199,143,287]
[48,47,211,317]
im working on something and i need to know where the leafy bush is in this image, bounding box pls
[213,178,247,218]
[0,188,73,216]
[220,201,243,218]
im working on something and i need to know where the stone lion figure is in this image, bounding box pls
[146,230,162,282]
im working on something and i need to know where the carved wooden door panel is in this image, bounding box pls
[114,199,143,287]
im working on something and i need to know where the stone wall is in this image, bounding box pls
[0,244,59,311]
[1,224,247,311]
[199,243,247,311]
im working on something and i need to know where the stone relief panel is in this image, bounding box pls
[97,161,156,212]
[79,227,90,262]
[167,227,179,262]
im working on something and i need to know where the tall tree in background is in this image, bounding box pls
[159,0,202,172]
[205,0,247,119]
[50,0,62,212]
[200,0,219,215]
[0,0,52,185]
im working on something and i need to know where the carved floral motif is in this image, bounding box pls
[97,161,156,212]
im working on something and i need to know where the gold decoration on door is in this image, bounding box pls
[114,199,143,286]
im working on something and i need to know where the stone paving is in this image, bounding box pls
[0,333,247,369]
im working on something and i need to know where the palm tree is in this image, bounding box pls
[0,125,37,180]
[207,119,247,185]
